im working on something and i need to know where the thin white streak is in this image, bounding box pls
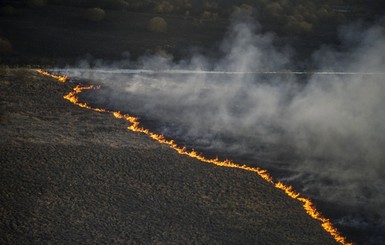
[50,68,385,75]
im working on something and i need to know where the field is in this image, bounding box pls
[3,1,382,243]
[0,3,344,68]
[0,69,339,243]
[0,4,230,66]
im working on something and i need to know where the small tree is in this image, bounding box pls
[147,17,167,33]
[83,8,106,22]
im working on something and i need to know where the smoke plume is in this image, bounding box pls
[59,17,385,244]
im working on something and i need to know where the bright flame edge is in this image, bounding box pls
[37,69,353,245]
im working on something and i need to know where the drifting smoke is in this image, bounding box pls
[58,17,385,244]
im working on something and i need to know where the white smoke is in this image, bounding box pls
[57,17,385,244]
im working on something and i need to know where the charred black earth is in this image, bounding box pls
[0,69,340,243]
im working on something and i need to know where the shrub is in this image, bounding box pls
[232,4,253,17]
[0,37,12,55]
[203,1,218,11]
[201,10,211,20]
[147,17,167,33]
[298,21,313,33]
[83,8,106,22]
[154,1,174,14]
[285,19,313,34]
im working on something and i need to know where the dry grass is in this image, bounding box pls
[0,69,338,244]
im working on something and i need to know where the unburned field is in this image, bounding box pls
[0,4,228,66]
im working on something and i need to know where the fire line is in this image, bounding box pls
[36,69,68,83]
[37,69,353,245]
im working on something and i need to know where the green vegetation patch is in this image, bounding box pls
[148,16,168,33]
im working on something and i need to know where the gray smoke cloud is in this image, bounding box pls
[58,17,385,243]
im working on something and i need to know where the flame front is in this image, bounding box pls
[37,69,353,245]
[36,69,68,83]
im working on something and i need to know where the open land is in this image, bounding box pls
[2,1,382,243]
[0,69,339,243]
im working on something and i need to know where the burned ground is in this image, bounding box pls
[0,69,338,243]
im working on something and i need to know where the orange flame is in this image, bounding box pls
[37,70,353,245]
[36,69,68,83]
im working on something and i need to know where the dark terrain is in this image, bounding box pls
[1,2,377,67]
[1,2,383,68]
[0,4,229,66]
[0,69,339,243]
[1,1,383,244]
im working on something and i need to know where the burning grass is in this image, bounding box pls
[0,68,347,244]
[45,69,352,245]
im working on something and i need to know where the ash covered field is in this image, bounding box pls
[0,69,341,244]
[55,18,385,244]
[60,70,385,245]
[78,71,385,245]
